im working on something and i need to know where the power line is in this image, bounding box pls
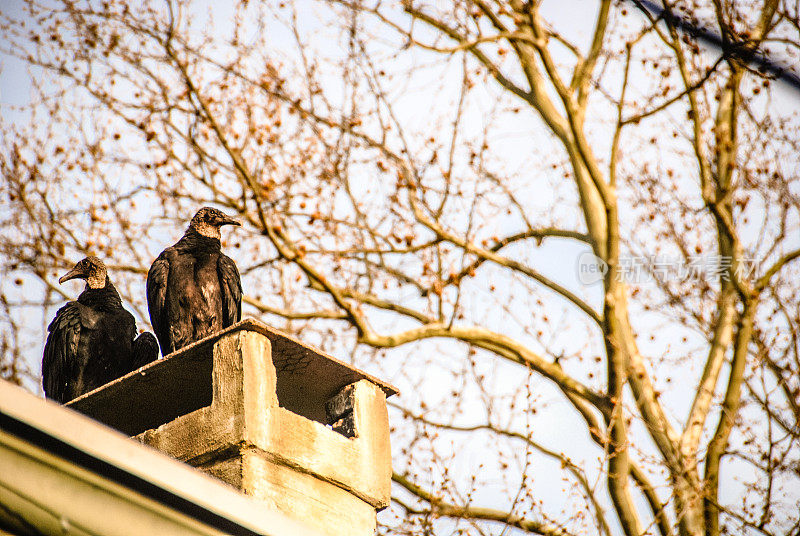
[628,0,800,91]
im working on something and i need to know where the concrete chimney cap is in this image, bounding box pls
[172,318,400,397]
[65,318,398,437]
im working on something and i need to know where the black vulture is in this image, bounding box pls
[146,207,242,355]
[42,257,159,403]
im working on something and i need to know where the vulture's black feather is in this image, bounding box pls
[131,331,160,370]
[42,257,159,403]
[146,207,242,355]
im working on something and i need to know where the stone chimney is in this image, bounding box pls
[67,319,397,536]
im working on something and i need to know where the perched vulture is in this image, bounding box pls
[146,207,242,356]
[43,256,159,403]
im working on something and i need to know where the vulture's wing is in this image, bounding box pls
[218,253,242,326]
[131,331,159,369]
[146,252,171,354]
[42,301,83,403]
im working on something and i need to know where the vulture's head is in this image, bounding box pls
[59,256,107,289]
[189,207,240,239]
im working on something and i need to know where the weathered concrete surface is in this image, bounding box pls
[242,451,377,536]
[66,319,396,536]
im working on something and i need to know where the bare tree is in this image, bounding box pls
[1,1,799,535]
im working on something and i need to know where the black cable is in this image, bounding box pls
[628,0,800,91]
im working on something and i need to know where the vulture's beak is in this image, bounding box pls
[220,214,241,227]
[58,266,85,284]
